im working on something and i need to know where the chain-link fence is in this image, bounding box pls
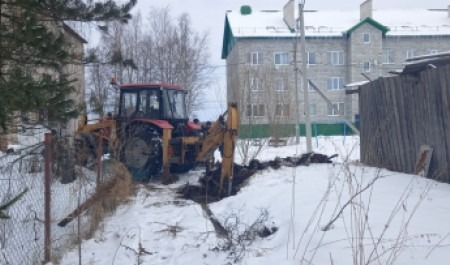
[1,127,48,265]
[0,127,126,264]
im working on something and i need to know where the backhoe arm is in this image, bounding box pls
[196,103,239,194]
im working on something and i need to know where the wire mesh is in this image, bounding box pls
[0,126,109,264]
[0,127,47,265]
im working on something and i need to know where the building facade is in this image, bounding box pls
[222,0,450,132]
[0,20,86,149]
[61,23,88,136]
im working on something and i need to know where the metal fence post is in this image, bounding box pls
[97,132,103,189]
[44,132,52,263]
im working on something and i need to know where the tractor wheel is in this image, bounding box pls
[75,133,97,170]
[120,125,162,181]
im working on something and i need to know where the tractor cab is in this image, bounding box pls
[118,83,188,122]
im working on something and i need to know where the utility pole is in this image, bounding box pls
[299,1,312,152]
[293,39,300,144]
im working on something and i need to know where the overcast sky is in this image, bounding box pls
[130,0,448,119]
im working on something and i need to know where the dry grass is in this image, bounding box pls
[86,162,133,239]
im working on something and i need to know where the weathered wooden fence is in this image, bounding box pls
[360,63,450,182]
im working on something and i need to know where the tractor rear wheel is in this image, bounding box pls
[120,125,162,181]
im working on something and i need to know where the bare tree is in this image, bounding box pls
[86,8,212,117]
[262,67,293,143]
[146,7,212,115]
[87,46,113,116]
[234,65,267,164]
[233,64,294,164]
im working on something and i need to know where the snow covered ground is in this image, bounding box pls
[59,136,450,265]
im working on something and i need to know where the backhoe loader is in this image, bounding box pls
[76,82,239,193]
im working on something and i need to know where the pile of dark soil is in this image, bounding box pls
[178,152,337,203]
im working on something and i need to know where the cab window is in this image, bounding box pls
[164,90,187,119]
[121,92,138,117]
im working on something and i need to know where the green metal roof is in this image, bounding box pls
[221,16,233,59]
[346,17,389,35]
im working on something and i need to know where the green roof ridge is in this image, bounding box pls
[346,17,389,35]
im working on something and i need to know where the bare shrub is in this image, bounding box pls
[294,162,434,265]
[215,208,278,263]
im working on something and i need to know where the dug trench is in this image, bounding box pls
[177,152,338,204]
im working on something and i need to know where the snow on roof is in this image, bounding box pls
[227,10,294,37]
[345,80,370,88]
[226,8,450,38]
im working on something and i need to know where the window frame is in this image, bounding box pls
[327,102,345,116]
[327,51,344,66]
[275,104,290,117]
[382,50,395,64]
[120,91,138,117]
[327,77,344,90]
[246,103,265,117]
[250,77,263,91]
[428,49,439,55]
[362,60,371,73]
[275,77,287,92]
[248,51,264,65]
[304,103,317,116]
[363,33,370,43]
[310,103,317,116]
[307,51,316,65]
[308,80,315,91]
[274,51,289,65]
[406,49,415,60]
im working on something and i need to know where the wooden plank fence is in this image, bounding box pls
[360,64,450,183]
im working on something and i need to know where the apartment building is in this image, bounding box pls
[0,22,87,149]
[222,0,450,129]
[60,23,88,135]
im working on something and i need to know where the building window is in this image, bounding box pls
[362,61,371,72]
[327,102,344,116]
[406,50,415,60]
[246,104,265,117]
[250,77,263,91]
[246,104,251,116]
[304,103,317,116]
[363,33,370,43]
[248,52,264,65]
[308,80,315,91]
[275,104,290,117]
[382,50,395,64]
[275,78,287,92]
[310,104,317,116]
[327,51,344,65]
[327,77,344,90]
[428,50,439,55]
[307,52,316,65]
[274,52,289,65]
